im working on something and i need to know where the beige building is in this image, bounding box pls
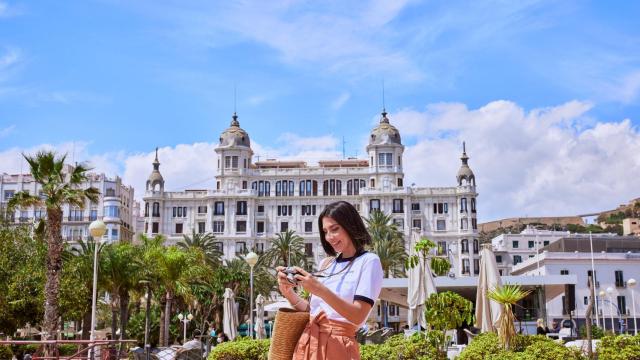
[623,218,640,236]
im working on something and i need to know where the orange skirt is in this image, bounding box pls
[293,312,360,360]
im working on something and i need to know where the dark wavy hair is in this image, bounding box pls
[318,201,372,256]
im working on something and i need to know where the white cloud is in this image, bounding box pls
[2,100,639,223]
[393,100,640,221]
[331,92,351,110]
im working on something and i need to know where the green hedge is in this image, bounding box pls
[360,333,443,360]
[0,345,13,360]
[597,333,640,360]
[458,333,585,360]
[207,338,270,360]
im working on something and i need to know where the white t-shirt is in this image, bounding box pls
[309,251,383,326]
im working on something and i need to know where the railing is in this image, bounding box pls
[0,339,137,360]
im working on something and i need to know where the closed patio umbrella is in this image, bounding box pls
[254,294,266,339]
[475,244,503,332]
[407,232,437,330]
[223,288,239,340]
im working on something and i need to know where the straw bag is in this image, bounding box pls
[268,308,309,360]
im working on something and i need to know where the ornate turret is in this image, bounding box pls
[219,113,251,148]
[146,147,165,192]
[368,109,402,146]
[456,142,476,186]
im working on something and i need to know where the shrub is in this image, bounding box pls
[597,333,640,360]
[458,333,584,360]
[57,344,79,356]
[360,333,443,360]
[0,345,13,360]
[578,325,605,339]
[208,338,270,360]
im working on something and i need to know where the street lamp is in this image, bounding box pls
[89,220,106,360]
[599,290,607,332]
[629,278,637,335]
[244,251,259,338]
[606,287,615,334]
[177,313,194,343]
[139,280,152,360]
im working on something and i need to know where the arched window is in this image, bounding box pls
[473,239,479,254]
[461,239,469,254]
[152,202,160,217]
[144,202,149,217]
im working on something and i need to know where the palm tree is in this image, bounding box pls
[260,229,307,268]
[100,242,141,340]
[7,151,99,339]
[64,240,105,339]
[177,230,222,268]
[488,284,531,350]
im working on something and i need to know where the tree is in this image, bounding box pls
[177,230,223,268]
[488,284,531,350]
[424,292,474,357]
[260,229,307,268]
[7,151,99,340]
[365,210,407,327]
[406,236,451,277]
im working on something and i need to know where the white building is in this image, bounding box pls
[511,236,640,333]
[0,165,135,242]
[142,111,480,276]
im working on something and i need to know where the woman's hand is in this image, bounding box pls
[275,266,296,296]
[293,267,328,297]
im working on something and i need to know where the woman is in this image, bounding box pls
[277,201,384,360]
[536,318,549,335]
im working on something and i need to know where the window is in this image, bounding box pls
[104,205,120,218]
[512,241,519,249]
[197,206,207,214]
[322,179,342,196]
[471,198,476,213]
[397,178,403,187]
[474,259,480,275]
[242,180,247,189]
[175,223,183,234]
[392,199,404,213]
[370,179,375,188]
[412,219,422,230]
[256,221,265,234]
[89,209,98,221]
[301,205,317,216]
[172,206,187,218]
[472,218,477,230]
[105,188,116,197]
[4,190,15,200]
[69,208,83,221]
[213,242,223,253]
[299,180,318,196]
[369,199,380,212]
[393,218,404,230]
[560,269,569,275]
[144,202,149,217]
[252,181,271,197]
[437,241,447,256]
[460,218,468,230]
[280,222,288,232]
[224,156,239,169]
[436,220,446,231]
[214,202,224,215]
[433,202,448,214]
[495,255,503,263]
[276,180,295,196]
[152,222,159,233]
[236,201,247,215]
[460,198,467,212]
[257,205,265,213]
[235,242,247,255]
[198,222,206,234]
[411,203,420,211]
[473,239,479,254]
[277,205,293,216]
[513,255,522,265]
[213,221,225,233]
[461,239,469,254]
[617,296,627,315]
[528,240,535,248]
[305,221,313,233]
[378,152,392,166]
[584,296,588,306]
[615,270,625,287]
[462,259,470,275]
[305,243,313,257]
[255,243,264,254]
[587,270,598,286]
[236,221,247,234]
[543,240,549,247]
[35,208,47,220]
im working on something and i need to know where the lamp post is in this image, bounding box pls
[177,313,194,343]
[606,287,615,334]
[599,290,607,332]
[140,280,152,360]
[589,232,599,328]
[89,220,106,360]
[244,251,259,338]
[629,278,637,335]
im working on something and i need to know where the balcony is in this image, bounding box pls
[67,216,87,222]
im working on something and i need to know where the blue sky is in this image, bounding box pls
[1,1,639,221]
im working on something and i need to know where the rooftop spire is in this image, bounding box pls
[231,112,240,127]
[380,79,389,123]
[461,141,469,164]
[153,147,160,170]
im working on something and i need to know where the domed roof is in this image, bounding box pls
[456,142,476,186]
[369,110,402,146]
[147,148,164,189]
[219,113,251,148]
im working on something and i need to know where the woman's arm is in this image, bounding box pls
[293,266,372,325]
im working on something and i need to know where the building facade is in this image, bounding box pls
[0,165,135,242]
[142,111,480,276]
